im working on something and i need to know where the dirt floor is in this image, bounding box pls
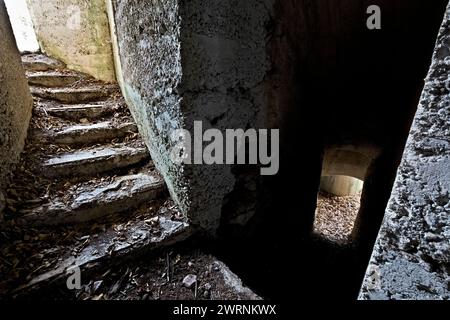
[6,247,258,301]
[74,250,257,301]
[313,191,361,245]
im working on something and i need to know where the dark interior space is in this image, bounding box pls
[214,0,448,300]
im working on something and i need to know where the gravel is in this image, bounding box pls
[314,191,361,245]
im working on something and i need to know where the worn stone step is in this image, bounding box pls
[26,70,83,87]
[41,121,138,145]
[31,85,117,103]
[20,173,167,226]
[14,217,193,295]
[37,101,117,121]
[42,145,150,178]
[22,54,65,72]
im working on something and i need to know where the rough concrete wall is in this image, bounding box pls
[0,0,34,218]
[26,0,115,82]
[360,3,450,300]
[111,0,274,232]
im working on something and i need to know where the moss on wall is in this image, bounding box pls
[26,0,116,82]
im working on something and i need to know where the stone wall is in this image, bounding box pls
[0,0,34,220]
[360,2,450,300]
[26,0,115,82]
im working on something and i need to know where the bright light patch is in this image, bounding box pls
[4,0,39,52]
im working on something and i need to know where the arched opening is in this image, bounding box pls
[313,145,379,244]
[4,0,39,53]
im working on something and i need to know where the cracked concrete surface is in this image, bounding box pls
[360,3,450,300]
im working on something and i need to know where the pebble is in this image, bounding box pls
[182,274,197,289]
[204,283,212,291]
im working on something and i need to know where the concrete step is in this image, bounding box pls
[14,217,193,295]
[31,85,117,103]
[37,101,117,121]
[20,173,167,226]
[41,121,138,145]
[22,54,65,72]
[42,145,150,178]
[26,70,83,87]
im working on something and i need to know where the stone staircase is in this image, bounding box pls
[0,53,258,300]
[0,54,193,295]
[18,53,168,226]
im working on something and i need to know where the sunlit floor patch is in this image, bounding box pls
[313,191,361,245]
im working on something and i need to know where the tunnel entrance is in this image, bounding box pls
[4,0,39,53]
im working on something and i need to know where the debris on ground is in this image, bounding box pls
[9,250,260,301]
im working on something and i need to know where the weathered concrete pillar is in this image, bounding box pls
[109,0,275,233]
[26,0,116,82]
[0,0,34,221]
